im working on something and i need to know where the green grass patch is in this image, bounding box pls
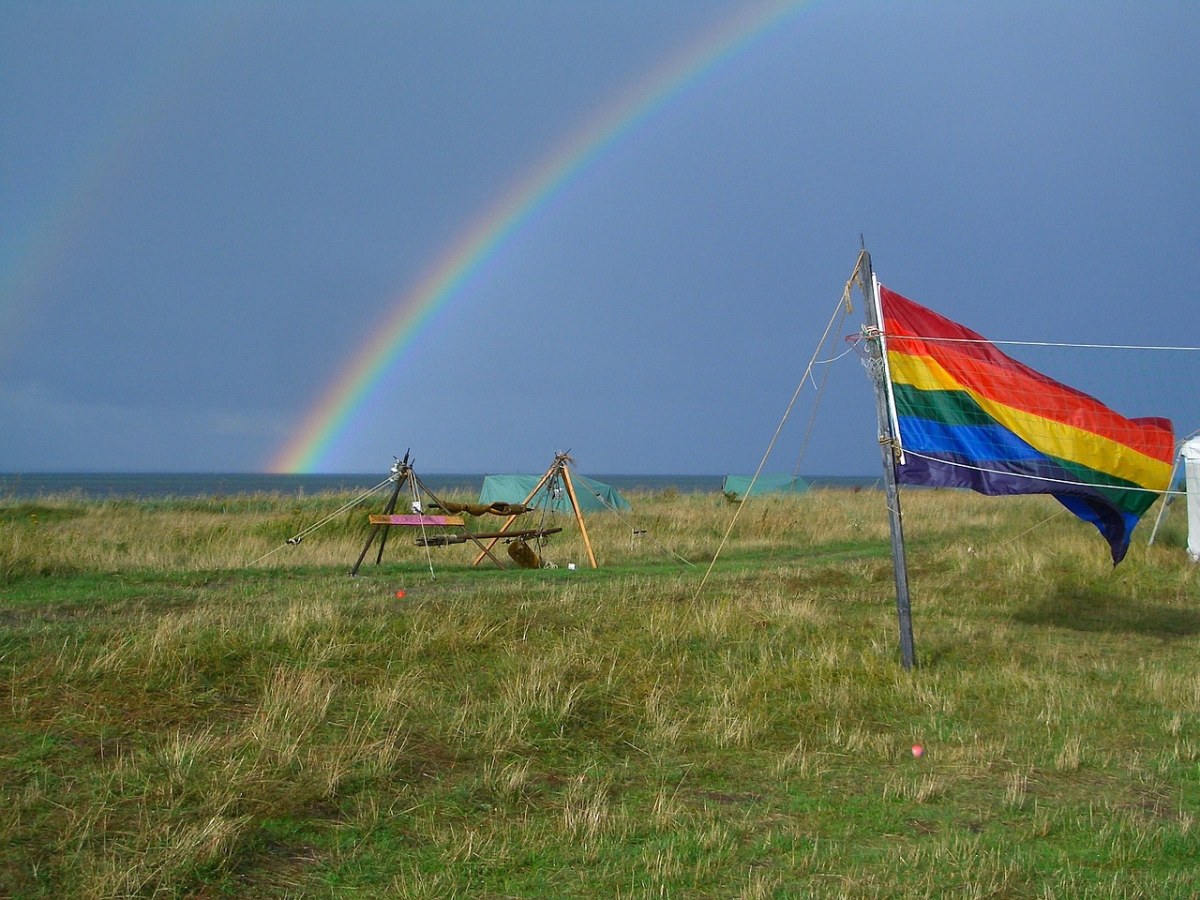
[1,488,1198,895]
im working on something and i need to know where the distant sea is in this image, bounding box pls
[0,472,877,500]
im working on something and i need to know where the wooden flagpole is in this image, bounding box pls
[857,250,916,670]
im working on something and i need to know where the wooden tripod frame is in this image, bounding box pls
[471,452,598,568]
[350,459,506,575]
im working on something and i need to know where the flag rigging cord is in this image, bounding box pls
[897,336,1200,353]
[871,322,1190,499]
[896,449,1186,498]
[792,320,846,479]
[866,310,1193,553]
[693,274,857,601]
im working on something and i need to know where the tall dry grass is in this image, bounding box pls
[2,485,1198,895]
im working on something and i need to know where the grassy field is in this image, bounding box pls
[1,484,1198,897]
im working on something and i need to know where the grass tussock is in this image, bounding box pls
[1,485,1198,896]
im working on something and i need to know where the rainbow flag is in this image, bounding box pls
[880,285,1174,564]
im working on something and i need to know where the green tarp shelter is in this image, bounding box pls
[479,473,631,513]
[721,473,809,499]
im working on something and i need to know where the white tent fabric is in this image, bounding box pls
[1182,437,1200,563]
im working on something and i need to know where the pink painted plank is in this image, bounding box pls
[369,514,465,527]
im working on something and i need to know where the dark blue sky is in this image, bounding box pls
[3,1,1197,475]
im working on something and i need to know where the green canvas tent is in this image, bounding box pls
[721,473,809,500]
[479,473,631,513]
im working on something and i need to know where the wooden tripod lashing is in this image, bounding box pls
[470,453,598,568]
[350,461,506,574]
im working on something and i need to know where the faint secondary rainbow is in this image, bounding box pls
[3,11,250,362]
[271,0,819,473]
[1,48,181,361]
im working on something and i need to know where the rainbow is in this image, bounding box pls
[270,0,820,473]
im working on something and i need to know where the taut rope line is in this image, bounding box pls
[693,279,856,601]
[247,477,393,567]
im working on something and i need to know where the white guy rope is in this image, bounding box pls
[794,300,851,477]
[889,335,1200,352]
[693,288,853,600]
[409,476,438,578]
[247,476,394,566]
